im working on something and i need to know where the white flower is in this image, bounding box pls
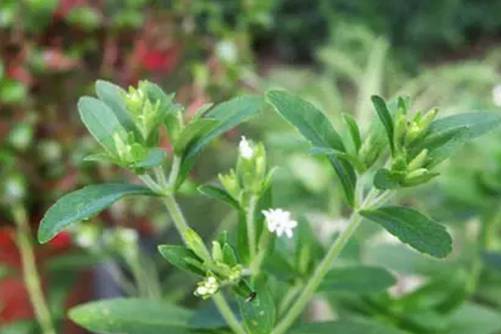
[239,136,254,159]
[262,208,298,238]
[194,276,219,299]
[493,84,501,107]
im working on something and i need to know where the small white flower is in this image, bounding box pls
[493,84,501,107]
[239,136,254,159]
[262,208,298,238]
[194,275,219,299]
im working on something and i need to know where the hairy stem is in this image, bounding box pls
[246,195,258,260]
[213,293,247,334]
[13,206,56,334]
[250,228,271,275]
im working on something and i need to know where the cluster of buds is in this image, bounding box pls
[375,98,441,189]
[112,132,148,168]
[194,275,219,299]
[124,81,163,142]
[218,136,273,205]
[180,229,252,300]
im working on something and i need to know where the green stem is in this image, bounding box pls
[213,293,247,334]
[246,195,258,260]
[271,212,363,334]
[278,283,302,316]
[250,228,271,275]
[13,206,56,334]
[161,195,246,334]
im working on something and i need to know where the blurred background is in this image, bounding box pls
[1,0,501,333]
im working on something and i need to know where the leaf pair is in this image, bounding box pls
[266,90,357,206]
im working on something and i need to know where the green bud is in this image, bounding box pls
[218,170,240,199]
[359,135,382,168]
[236,139,268,195]
[418,107,438,132]
[184,228,211,261]
[211,241,223,262]
[408,149,428,171]
[402,168,439,186]
[393,112,407,152]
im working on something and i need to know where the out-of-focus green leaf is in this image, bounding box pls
[319,265,396,293]
[266,90,356,205]
[174,118,220,155]
[290,318,406,334]
[360,206,452,258]
[445,303,501,334]
[178,95,264,185]
[39,183,155,243]
[69,298,210,334]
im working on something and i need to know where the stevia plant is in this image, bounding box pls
[37,80,501,334]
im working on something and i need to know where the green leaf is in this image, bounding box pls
[178,95,264,185]
[416,111,501,166]
[266,90,356,205]
[68,298,210,334]
[239,278,275,334]
[78,96,127,155]
[290,318,406,334]
[319,265,396,293]
[360,206,452,258]
[133,147,167,169]
[310,146,365,173]
[174,118,220,155]
[427,111,501,140]
[343,113,362,152]
[95,80,138,134]
[198,184,240,209]
[158,245,205,276]
[371,95,394,153]
[39,183,155,243]
[373,168,400,190]
[445,303,501,334]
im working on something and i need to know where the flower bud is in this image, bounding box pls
[408,149,428,171]
[194,276,219,299]
[218,170,240,200]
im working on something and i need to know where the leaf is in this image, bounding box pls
[198,184,240,209]
[38,183,155,243]
[373,168,400,190]
[158,245,205,276]
[427,111,501,140]
[68,298,211,334]
[310,146,365,173]
[95,80,138,134]
[415,127,469,168]
[371,95,394,153]
[319,265,396,293]
[343,113,362,152]
[266,90,356,205]
[239,278,275,334]
[290,318,406,334]
[445,303,501,334]
[134,147,167,169]
[174,118,220,155]
[78,96,127,155]
[178,95,265,185]
[360,206,452,258]
[416,111,501,166]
